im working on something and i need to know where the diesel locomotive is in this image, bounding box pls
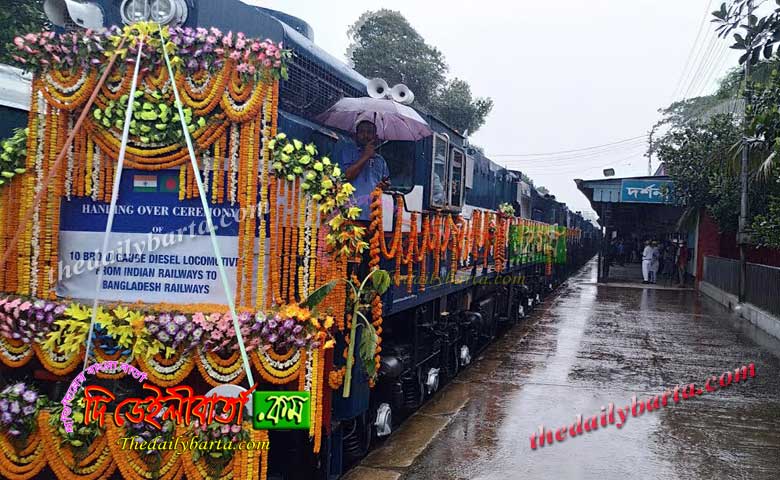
[0,1,599,478]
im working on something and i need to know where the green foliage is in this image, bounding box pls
[0,0,47,65]
[655,114,741,229]
[92,92,204,145]
[428,78,494,134]
[50,390,102,457]
[347,9,447,107]
[347,10,493,134]
[359,322,378,379]
[301,280,338,310]
[0,127,28,188]
[752,193,780,247]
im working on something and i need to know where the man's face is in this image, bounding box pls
[356,121,377,147]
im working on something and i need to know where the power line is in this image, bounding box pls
[681,28,721,100]
[670,0,716,102]
[490,135,646,157]
[514,146,648,173]
[499,140,647,164]
[502,144,647,167]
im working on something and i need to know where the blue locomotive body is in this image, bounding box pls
[0,2,599,477]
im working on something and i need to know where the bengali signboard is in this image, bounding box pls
[619,179,674,204]
[56,168,266,304]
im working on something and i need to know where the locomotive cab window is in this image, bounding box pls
[448,148,465,209]
[378,141,415,194]
[430,134,449,208]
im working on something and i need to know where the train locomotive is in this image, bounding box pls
[0,1,600,479]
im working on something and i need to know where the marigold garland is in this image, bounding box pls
[105,421,183,480]
[0,426,47,480]
[38,411,116,480]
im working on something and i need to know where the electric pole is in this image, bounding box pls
[738,0,754,302]
[646,125,657,176]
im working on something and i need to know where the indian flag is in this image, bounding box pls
[133,175,157,192]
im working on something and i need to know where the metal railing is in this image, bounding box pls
[703,256,780,317]
[703,256,739,296]
[746,262,780,317]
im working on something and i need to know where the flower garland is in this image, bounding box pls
[268,134,367,260]
[105,421,182,480]
[0,337,33,368]
[12,25,290,82]
[39,410,116,480]
[0,425,46,480]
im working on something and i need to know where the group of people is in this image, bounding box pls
[640,240,689,286]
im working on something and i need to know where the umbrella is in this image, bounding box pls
[316,97,433,141]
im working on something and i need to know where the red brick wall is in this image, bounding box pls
[695,209,722,281]
[695,209,780,281]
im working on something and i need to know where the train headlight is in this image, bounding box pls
[121,0,187,26]
[151,0,187,25]
[121,0,149,24]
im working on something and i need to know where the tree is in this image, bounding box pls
[347,10,447,107]
[347,10,493,134]
[0,1,47,65]
[428,78,493,134]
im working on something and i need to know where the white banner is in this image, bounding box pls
[56,231,254,305]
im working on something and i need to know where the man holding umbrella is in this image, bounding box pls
[333,116,391,222]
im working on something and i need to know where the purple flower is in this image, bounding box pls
[12,383,24,395]
[0,399,8,412]
[1,412,11,424]
[22,390,37,403]
[9,402,20,414]
[166,322,178,335]
[157,331,170,343]
[22,405,35,416]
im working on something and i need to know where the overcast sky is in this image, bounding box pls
[248,0,740,214]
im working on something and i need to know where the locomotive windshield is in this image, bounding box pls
[378,141,416,194]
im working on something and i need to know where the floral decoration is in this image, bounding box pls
[92,91,207,145]
[11,24,291,81]
[0,128,28,188]
[49,388,102,456]
[498,202,515,217]
[0,297,65,344]
[0,383,47,441]
[189,420,248,468]
[144,312,204,357]
[268,133,368,258]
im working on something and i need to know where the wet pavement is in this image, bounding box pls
[349,259,780,480]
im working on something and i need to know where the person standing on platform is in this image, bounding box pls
[676,241,690,287]
[641,241,653,284]
[649,240,660,284]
